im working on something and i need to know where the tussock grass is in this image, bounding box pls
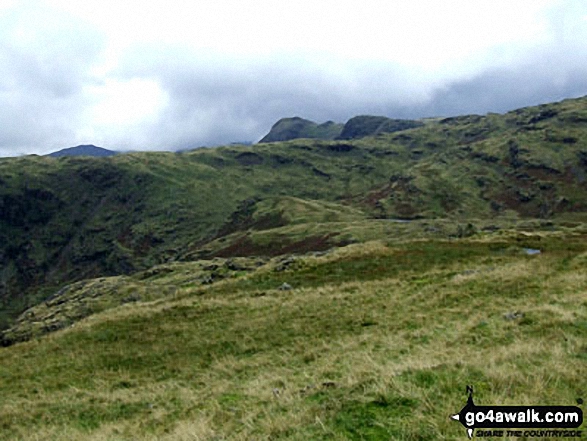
[0,233,585,439]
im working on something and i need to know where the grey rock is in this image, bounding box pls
[275,257,296,272]
[503,311,524,321]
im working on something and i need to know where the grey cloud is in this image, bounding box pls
[2,2,587,155]
[410,47,587,119]
[420,68,587,119]
[0,4,104,155]
[404,1,587,119]
[115,47,422,149]
[114,26,587,151]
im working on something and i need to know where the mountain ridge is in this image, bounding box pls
[1,95,587,333]
[259,115,425,143]
[1,95,587,439]
[258,117,344,142]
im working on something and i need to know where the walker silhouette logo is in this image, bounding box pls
[450,386,583,439]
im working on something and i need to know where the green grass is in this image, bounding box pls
[3,95,587,330]
[0,232,586,439]
[2,95,587,438]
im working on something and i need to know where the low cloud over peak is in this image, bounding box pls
[1,0,587,156]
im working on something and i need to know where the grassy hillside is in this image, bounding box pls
[0,230,585,439]
[0,143,401,328]
[1,96,587,439]
[2,96,587,331]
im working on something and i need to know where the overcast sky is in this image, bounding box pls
[1,0,587,156]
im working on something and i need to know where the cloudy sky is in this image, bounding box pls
[1,0,587,156]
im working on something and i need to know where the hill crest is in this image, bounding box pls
[2,94,587,336]
[259,115,425,143]
[258,117,343,143]
[47,145,117,157]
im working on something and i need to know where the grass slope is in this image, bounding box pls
[2,95,587,438]
[1,95,587,332]
[0,231,585,439]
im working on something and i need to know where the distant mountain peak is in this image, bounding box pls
[47,145,117,158]
[259,117,344,143]
[259,115,426,143]
[337,115,424,140]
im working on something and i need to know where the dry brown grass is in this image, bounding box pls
[0,235,585,440]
